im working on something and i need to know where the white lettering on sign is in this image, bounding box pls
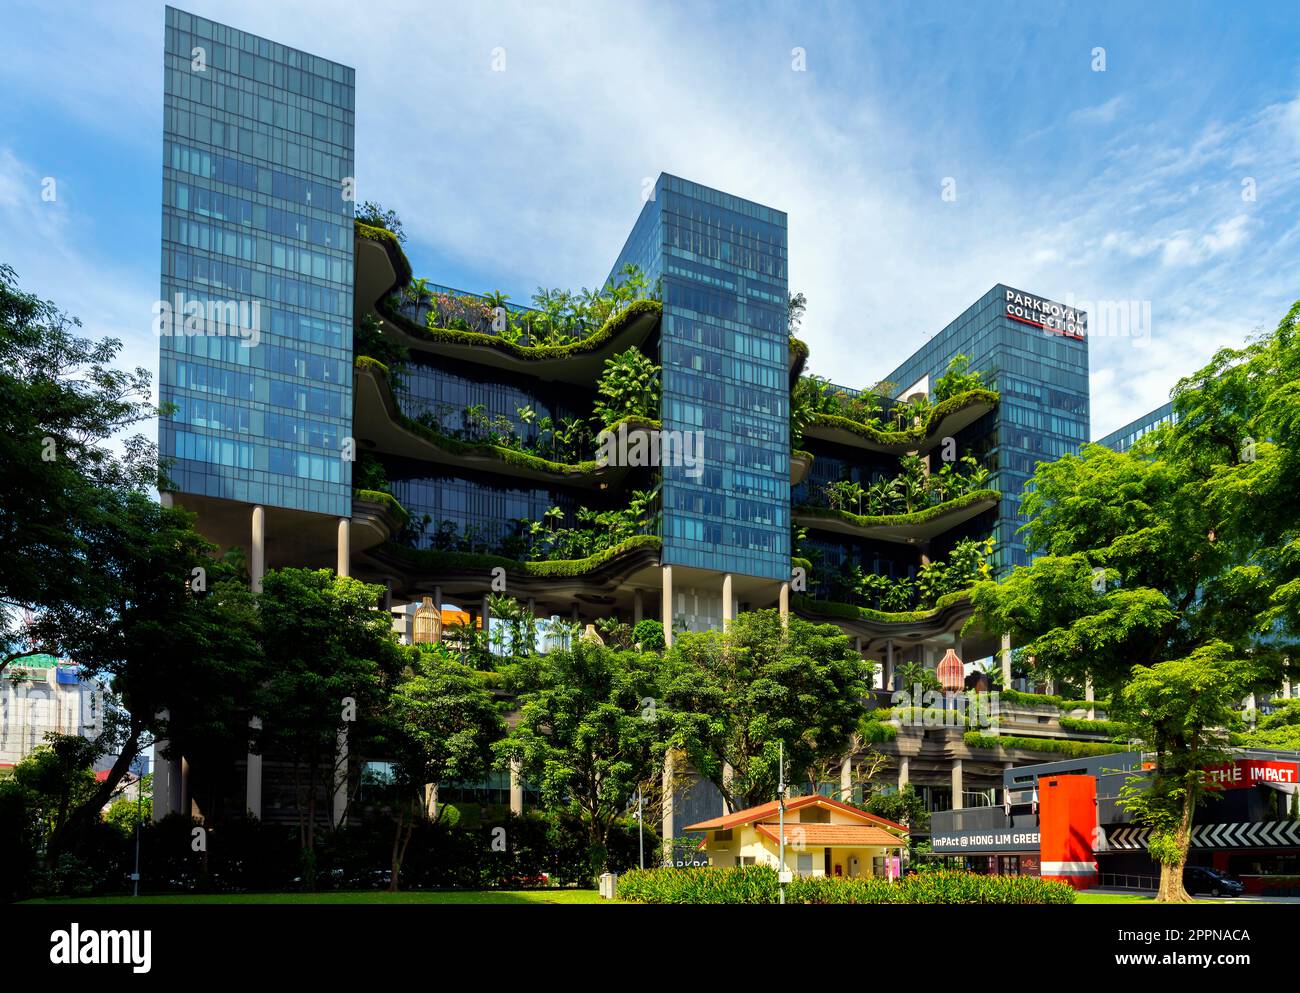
[932,831,1039,851]
[1205,760,1299,790]
[1004,288,1087,340]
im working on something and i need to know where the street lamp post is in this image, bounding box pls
[131,755,144,898]
[778,740,786,906]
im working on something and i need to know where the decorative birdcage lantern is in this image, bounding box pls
[413,596,442,644]
[936,647,965,694]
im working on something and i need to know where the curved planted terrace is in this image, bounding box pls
[359,534,664,604]
[792,589,975,639]
[803,389,999,456]
[792,489,1000,544]
[353,221,662,386]
[353,357,659,489]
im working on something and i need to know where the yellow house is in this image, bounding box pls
[685,795,908,880]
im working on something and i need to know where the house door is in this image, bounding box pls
[823,848,832,876]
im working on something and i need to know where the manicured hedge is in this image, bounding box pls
[355,220,413,285]
[795,489,1000,532]
[964,732,1129,757]
[807,388,1000,448]
[388,297,662,362]
[996,688,1112,713]
[352,488,410,528]
[381,534,662,579]
[615,867,1076,904]
[1058,716,1126,737]
[792,588,972,625]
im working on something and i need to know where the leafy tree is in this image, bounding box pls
[788,291,807,334]
[660,610,873,811]
[933,353,986,402]
[632,618,665,652]
[357,200,405,242]
[255,569,405,881]
[894,661,941,694]
[379,647,503,891]
[0,264,159,674]
[39,494,263,860]
[592,347,660,427]
[866,783,929,832]
[354,312,409,382]
[498,642,662,877]
[1113,646,1263,902]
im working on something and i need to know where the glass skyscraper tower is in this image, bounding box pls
[158,6,355,518]
[885,285,1090,573]
[608,175,790,583]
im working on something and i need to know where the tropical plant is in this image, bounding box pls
[592,347,660,427]
[933,353,985,402]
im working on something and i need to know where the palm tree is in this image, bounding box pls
[543,505,565,533]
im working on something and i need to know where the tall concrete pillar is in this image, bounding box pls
[633,588,643,625]
[151,709,178,822]
[336,517,350,577]
[885,639,895,692]
[1085,674,1095,719]
[662,751,675,862]
[246,716,263,820]
[509,757,524,815]
[952,759,964,810]
[662,565,674,648]
[779,581,790,629]
[180,755,190,821]
[482,593,491,630]
[1000,633,1012,689]
[897,755,910,790]
[721,574,734,631]
[251,504,266,593]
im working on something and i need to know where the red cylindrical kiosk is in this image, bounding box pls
[1038,774,1098,889]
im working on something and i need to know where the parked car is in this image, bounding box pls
[1183,866,1243,897]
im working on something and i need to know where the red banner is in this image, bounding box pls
[1205,760,1299,790]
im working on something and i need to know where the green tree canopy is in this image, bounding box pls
[498,641,661,877]
[660,611,873,812]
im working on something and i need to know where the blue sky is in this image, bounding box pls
[1,0,1298,438]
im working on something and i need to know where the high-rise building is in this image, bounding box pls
[153,10,1113,844]
[884,285,1091,573]
[159,5,356,545]
[1096,400,1176,452]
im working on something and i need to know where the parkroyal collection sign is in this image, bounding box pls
[1003,288,1087,340]
[1205,759,1300,791]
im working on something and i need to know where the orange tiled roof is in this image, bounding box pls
[752,822,904,848]
[684,794,907,834]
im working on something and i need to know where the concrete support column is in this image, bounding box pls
[152,709,178,822]
[633,588,643,625]
[482,593,491,631]
[662,751,675,861]
[160,492,174,509]
[250,504,266,593]
[333,727,349,828]
[509,757,524,815]
[885,639,895,692]
[840,755,853,803]
[952,759,964,810]
[1085,674,1096,719]
[779,581,790,629]
[1003,761,1015,806]
[721,574,734,631]
[897,755,910,790]
[246,716,263,820]
[662,565,674,648]
[336,516,350,577]
[180,756,190,820]
[1000,633,1012,689]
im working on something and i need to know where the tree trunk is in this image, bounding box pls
[47,721,142,864]
[1156,791,1196,903]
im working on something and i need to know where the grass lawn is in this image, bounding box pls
[22,889,609,905]
[1075,892,1230,905]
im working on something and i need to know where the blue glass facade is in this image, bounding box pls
[158,7,355,517]
[607,175,790,581]
[885,285,1090,572]
[1096,401,1176,452]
